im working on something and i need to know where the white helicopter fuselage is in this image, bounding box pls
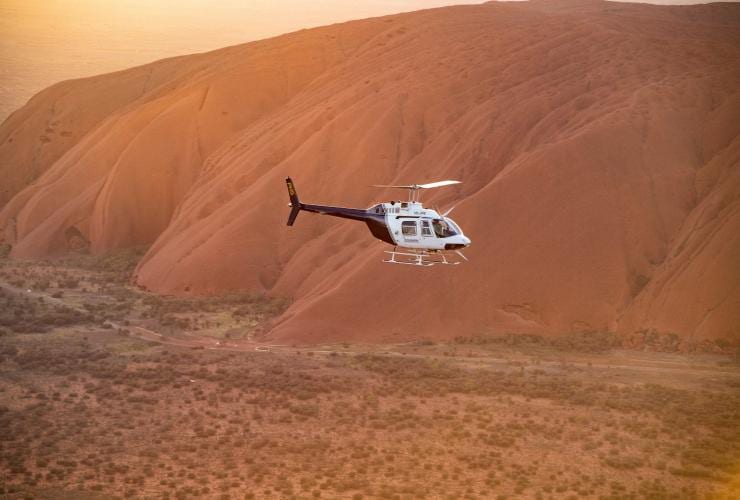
[370,201,471,251]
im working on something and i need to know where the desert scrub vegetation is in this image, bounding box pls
[452,330,738,355]
[2,328,737,499]
[453,331,622,353]
[50,247,291,324]
[58,245,149,283]
[1,252,291,339]
[140,292,290,318]
[137,291,291,338]
[0,287,93,333]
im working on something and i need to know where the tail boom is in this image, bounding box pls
[285,177,378,225]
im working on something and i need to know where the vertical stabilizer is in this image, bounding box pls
[286,177,302,226]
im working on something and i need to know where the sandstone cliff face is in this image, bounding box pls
[1,0,739,343]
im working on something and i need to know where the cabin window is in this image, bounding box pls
[421,220,433,236]
[401,220,417,236]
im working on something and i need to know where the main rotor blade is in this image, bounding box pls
[417,180,461,189]
[370,184,415,189]
[370,180,461,190]
[442,205,456,217]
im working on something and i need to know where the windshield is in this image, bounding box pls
[446,218,462,235]
[432,218,458,238]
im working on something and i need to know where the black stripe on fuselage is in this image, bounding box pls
[300,203,368,221]
[301,203,394,245]
[365,218,395,245]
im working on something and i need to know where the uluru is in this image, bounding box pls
[1,0,739,345]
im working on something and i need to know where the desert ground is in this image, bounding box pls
[1,252,738,499]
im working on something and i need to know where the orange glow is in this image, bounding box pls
[0,0,486,121]
[0,0,720,121]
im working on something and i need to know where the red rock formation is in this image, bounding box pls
[1,0,739,343]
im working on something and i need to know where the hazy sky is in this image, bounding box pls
[1,1,492,51]
[0,0,735,122]
[0,0,491,122]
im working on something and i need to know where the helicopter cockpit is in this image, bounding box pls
[432,218,460,238]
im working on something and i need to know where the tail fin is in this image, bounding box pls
[286,177,302,226]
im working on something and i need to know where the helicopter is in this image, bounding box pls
[285,177,471,266]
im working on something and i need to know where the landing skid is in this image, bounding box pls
[383,248,467,266]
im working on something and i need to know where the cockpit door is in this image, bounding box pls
[401,220,419,244]
[421,219,434,239]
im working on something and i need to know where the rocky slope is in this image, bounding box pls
[1,0,739,343]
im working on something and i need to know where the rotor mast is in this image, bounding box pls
[408,184,422,203]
